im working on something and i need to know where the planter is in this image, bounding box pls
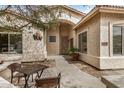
[71,53,80,61]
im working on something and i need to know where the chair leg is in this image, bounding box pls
[18,77,20,84]
[38,69,45,78]
[35,72,39,79]
[32,74,33,82]
[11,71,13,83]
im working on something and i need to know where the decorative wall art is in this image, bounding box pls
[33,32,42,40]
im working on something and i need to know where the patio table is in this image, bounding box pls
[18,64,48,88]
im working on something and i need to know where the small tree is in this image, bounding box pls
[0,5,64,31]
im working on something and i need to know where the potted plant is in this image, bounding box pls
[68,48,80,61]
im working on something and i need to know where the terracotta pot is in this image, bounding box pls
[72,53,79,61]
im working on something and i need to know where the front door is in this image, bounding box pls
[60,36,69,54]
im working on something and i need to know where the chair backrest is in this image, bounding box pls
[35,73,61,88]
[21,61,34,67]
[7,63,21,72]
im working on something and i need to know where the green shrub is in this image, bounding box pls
[68,48,79,55]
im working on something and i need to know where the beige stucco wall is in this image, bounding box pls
[100,12,124,69]
[47,25,60,55]
[47,23,73,55]
[46,7,83,55]
[75,12,124,70]
[59,8,83,24]
[76,14,101,69]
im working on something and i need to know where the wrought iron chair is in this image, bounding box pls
[21,61,35,82]
[7,63,24,84]
[35,73,61,88]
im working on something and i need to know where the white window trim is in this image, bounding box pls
[77,28,88,54]
[110,21,124,57]
[0,32,22,54]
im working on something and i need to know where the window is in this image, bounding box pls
[49,36,56,42]
[113,26,122,55]
[78,32,87,53]
[0,33,22,54]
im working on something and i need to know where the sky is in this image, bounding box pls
[0,5,95,14]
[69,5,95,14]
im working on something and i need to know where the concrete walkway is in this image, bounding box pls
[0,77,16,88]
[48,56,106,88]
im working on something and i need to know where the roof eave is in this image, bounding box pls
[73,7,99,30]
[73,6,124,30]
[62,5,86,16]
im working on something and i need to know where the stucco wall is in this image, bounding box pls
[100,12,124,69]
[47,23,73,55]
[75,12,124,70]
[100,12,124,57]
[59,8,83,24]
[47,25,60,55]
[46,7,83,55]
[76,14,101,69]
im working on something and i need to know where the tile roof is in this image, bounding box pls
[96,5,124,8]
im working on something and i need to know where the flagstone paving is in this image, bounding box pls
[63,55,124,80]
[48,56,106,88]
[0,77,16,88]
[0,59,56,88]
[0,55,106,88]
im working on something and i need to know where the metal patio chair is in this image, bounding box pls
[35,73,61,88]
[7,63,24,84]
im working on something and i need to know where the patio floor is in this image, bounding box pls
[49,56,106,88]
[0,55,106,88]
[63,55,124,79]
[0,59,56,88]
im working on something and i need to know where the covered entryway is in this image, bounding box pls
[46,6,84,56]
[46,20,74,55]
[59,22,74,54]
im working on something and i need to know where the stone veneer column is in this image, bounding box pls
[22,27,45,61]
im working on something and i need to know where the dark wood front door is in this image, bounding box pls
[60,36,69,54]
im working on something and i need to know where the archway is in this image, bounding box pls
[59,21,74,54]
[46,19,75,55]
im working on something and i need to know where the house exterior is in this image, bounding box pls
[1,5,124,70]
[46,6,85,55]
[0,6,85,62]
[74,5,124,69]
[0,10,45,62]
